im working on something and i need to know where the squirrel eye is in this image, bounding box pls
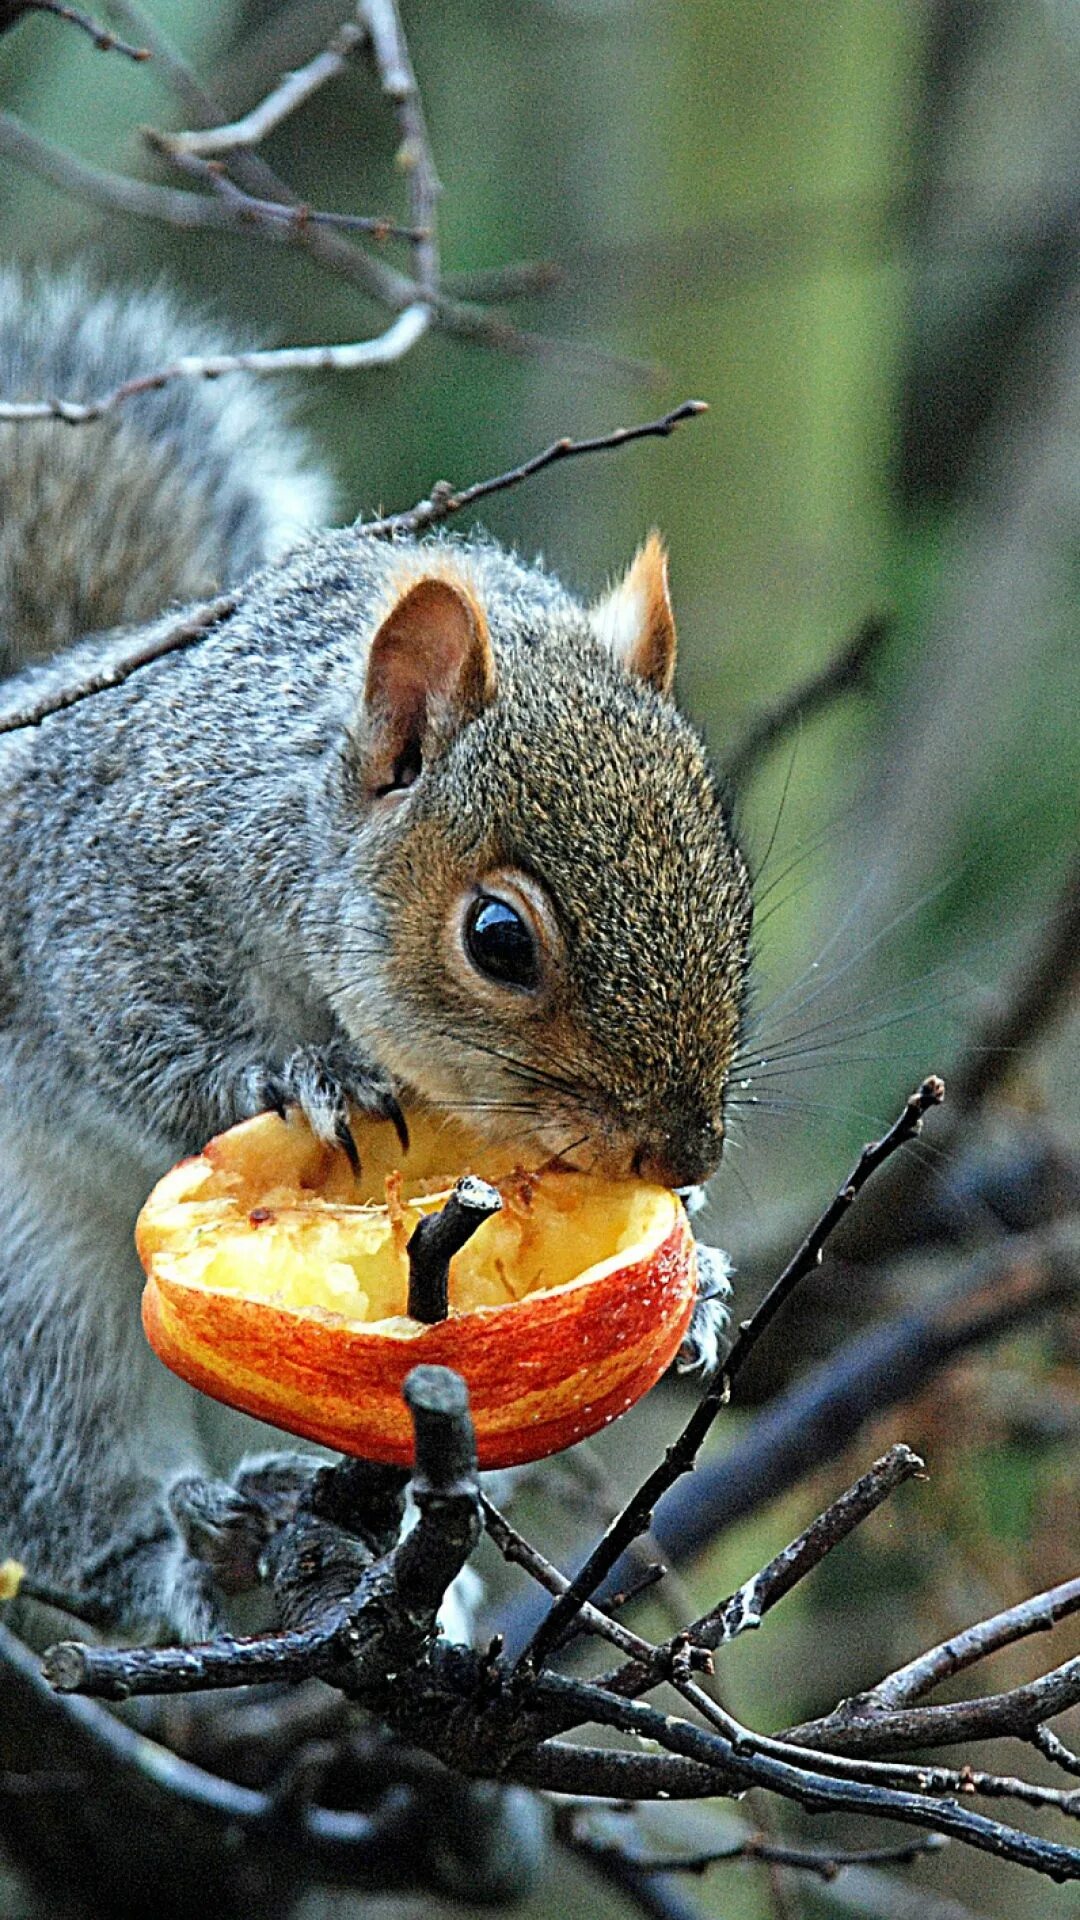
[464,893,540,991]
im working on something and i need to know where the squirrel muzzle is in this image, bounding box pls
[631,1117,726,1191]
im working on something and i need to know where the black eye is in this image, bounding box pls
[464,894,540,990]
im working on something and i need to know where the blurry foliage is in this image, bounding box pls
[0,3,1077,1917]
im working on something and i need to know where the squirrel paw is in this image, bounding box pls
[245,1044,409,1171]
[677,1243,734,1375]
[168,1474,275,1596]
[169,1454,322,1594]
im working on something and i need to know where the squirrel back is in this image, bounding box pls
[0,269,329,673]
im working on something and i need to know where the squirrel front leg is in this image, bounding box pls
[83,1009,408,1166]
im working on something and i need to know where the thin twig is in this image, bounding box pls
[485,1490,1080,1826]
[723,1075,946,1388]
[0,304,431,423]
[863,1576,1080,1711]
[358,400,709,537]
[0,597,237,735]
[527,1669,1080,1881]
[784,1656,1080,1757]
[0,404,704,731]
[361,0,440,299]
[167,17,366,155]
[724,613,891,788]
[480,1496,672,1670]
[602,1445,925,1697]
[517,1080,944,1673]
[567,1834,704,1920]
[0,113,242,230]
[3,0,148,59]
[2,42,639,374]
[147,132,425,243]
[637,1216,1080,1571]
[570,1823,947,1884]
[406,1178,502,1323]
[1033,1723,1080,1778]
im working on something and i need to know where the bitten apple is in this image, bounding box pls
[137,1110,696,1468]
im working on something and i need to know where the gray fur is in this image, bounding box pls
[0,282,752,1638]
[0,269,330,671]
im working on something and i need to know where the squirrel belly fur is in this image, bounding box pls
[0,272,752,1638]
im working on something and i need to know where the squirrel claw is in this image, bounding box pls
[334,1115,361,1174]
[244,1045,406,1172]
[382,1091,410,1156]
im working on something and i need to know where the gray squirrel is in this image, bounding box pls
[0,272,752,1640]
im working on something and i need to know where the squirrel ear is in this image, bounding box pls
[360,573,496,794]
[589,532,677,695]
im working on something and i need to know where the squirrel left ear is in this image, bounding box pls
[589,532,677,696]
[360,572,496,795]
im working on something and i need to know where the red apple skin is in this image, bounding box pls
[141,1212,696,1468]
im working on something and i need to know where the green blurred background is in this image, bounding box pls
[1,4,1077,1916]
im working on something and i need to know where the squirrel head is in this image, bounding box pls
[328,534,753,1191]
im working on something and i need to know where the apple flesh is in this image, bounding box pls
[137,1110,697,1468]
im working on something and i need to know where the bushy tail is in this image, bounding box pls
[0,271,330,675]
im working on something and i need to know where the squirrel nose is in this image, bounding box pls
[633,1122,724,1190]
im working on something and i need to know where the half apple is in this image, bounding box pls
[137,1110,696,1467]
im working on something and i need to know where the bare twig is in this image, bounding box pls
[783,1656,1080,1758]
[406,1178,502,1322]
[45,1365,480,1701]
[517,1080,944,1673]
[567,1820,948,1884]
[568,1834,704,1920]
[147,132,425,243]
[0,113,243,230]
[360,0,439,298]
[0,1621,422,1887]
[359,399,709,537]
[1033,1723,1080,1777]
[0,404,705,732]
[33,1317,1080,1882]
[599,1215,1080,1581]
[0,303,430,425]
[5,9,642,376]
[1,0,148,59]
[485,1489,1080,1827]
[0,598,237,736]
[527,1670,1080,1881]
[723,1076,946,1387]
[724,613,891,788]
[602,1445,925,1698]
[863,1576,1080,1712]
[480,1495,673,1670]
[167,17,366,155]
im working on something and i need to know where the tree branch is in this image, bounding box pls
[601,1444,925,1698]
[0,305,431,424]
[0,404,706,733]
[357,400,708,537]
[1,0,148,59]
[862,1575,1080,1712]
[165,18,366,155]
[516,1079,944,1672]
[608,1214,1080,1579]
[783,1657,1080,1758]
[724,612,891,788]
